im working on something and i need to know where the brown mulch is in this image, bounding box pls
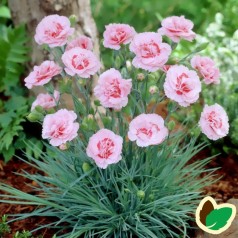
[0,151,238,237]
[0,159,57,238]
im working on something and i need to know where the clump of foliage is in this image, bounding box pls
[0,215,11,236]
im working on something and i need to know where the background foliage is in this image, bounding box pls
[0,2,43,162]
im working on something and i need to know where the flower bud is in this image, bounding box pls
[59,143,68,150]
[27,111,43,122]
[148,74,156,81]
[88,114,94,120]
[81,116,97,131]
[126,60,132,71]
[149,86,158,95]
[59,77,72,93]
[34,105,44,113]
[115,56,121,68]
[47,108,55,114]
[69,15,77,27]
[167,120,176,131]
[82,162,91,173]
[102,116,112,128]
[190,127,201,137]
[137,73,145,81]
[137,190,145,199]
[94,100,101,107]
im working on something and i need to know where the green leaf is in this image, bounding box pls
[0,6,11,18]
[2,147,15,163]
[206,207,233,230]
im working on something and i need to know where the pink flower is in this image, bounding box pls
[24,61,62,89]
[129,32,171,72]
[128,114,168,147]
[191,55,220,85]
[34,15,74,47]
[94,68,132,109]
[164,65,201,107]
[158,16,196,43]
[31,90,60,111]
[42,109,79,146]
[199,104,229,140]
[103,23,136,50]
[86,129,123,169]
[62,47,101,78]
[66,35,93,51]
[162,65,173,72]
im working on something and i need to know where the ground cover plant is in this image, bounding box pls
[0,14,230,237]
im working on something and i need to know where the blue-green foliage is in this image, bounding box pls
[0,134,217,237]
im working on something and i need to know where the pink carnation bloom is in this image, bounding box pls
[62,47,101,78]
[158,16,196,43]
[34,15,74,47]
[199,104,229,140]
[42,109,79,146]
[66,35,93,51]
[128,114,168,147]
[94,68,132,110]
[129,32,171,72]
[24,61,62,89]
[86,129,123,169]
[103,23,136,50]
[191,55,220,85]
[31,90,60,111]
[164,65,201,107]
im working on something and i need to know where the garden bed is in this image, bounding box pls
[1,151,238,237]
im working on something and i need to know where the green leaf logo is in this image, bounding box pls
[196,196,236,235]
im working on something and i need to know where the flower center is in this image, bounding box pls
[111,29,126,43]
[72,55,89,70]
[175,73,191,95]
[137,123,160,139]
[141,41,161,58]
[51,124,66,138]
[97,138,115,159]
[45,23,63,38]
[105,79,121,98]
[207,111,222,129]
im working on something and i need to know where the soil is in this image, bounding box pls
[0,151,238,238]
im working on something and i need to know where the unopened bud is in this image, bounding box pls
[126,60,132,71]
[88,114,94,120]
[148,74,156,81]
[94,100,101,107]
[102,116,112,128]
[82,162,91,173]
[69,15,77,27]
[137,190,145,199]
[137,73,145,81]
[27,111,43,122]
[167,120,176,131]
[115,56,121,68]
[59,143,68,150]
[149,86,158,95]
[34,105,44,113]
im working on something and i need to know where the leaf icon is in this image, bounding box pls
[196,196,236,235]
[200,199,214,225]
[206,207,233,230]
